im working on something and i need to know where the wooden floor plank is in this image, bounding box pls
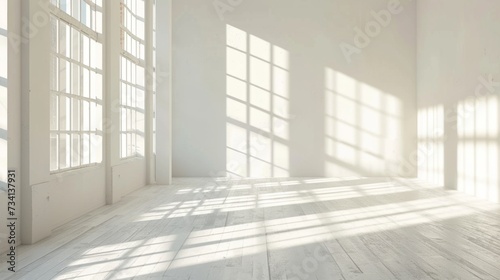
[1,178,500,280]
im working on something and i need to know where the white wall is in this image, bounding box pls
[0,0,22,254]
[0,0,9,253]
[417,0,500,203]
[172,0,417,178]
[0,0,21,253]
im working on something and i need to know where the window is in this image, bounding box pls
[49,0,103,172]
[120,0,146,158]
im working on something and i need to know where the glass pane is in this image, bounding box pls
[72,99,80,131]
[95,9,102,33]
[59,133,70,169]
[137,0,145,19]
[71,0,80,20]
[50,94,59,130]
[60,96,71,131]
[91,72,102,100]
[82,133,90,165]
[127,85,133,107]
[82,35,90,66]
[136,111,144,133]
[51,17,58,53]
[71,133,80,167]
[120,82,127,106]
[71,28,80,61]
[130,109,136,131]
[131,37,137,58]
[59,0,71,15]
[121,108,127,132]
[137,65,144,87]
[94,103,102,131]
[121,133,127,158]
[91,40,102,70]
[121,56,127,81]
[136,132,144,156]
[82,100,90,131]
[126,36,132,56]
[131,63,137,84]
[139,43,145,61]
[50,55,58,91]
[127,59,132,83]
[81,1,90,27]
[127,133,133,156]
[137,19,144,41]
[82,68,90,98]
[127,108,132,131]
[136,89,144,110]
[59,59,70,93]
[90,133,102,163]
[50,133,59,171]
[72,63,80,95]
[90,102,100,131]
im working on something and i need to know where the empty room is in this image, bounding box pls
[1,0,500,279]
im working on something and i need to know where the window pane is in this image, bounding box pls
[81,1,90,27]
[50,55,58,91]
[71,28,80,61]
[72,99,80,131]
[59,0,71,15]
[50,94,59,130]
[127,85,133,107]
[82,68,90,98]
[121,107,127,132]
[91,72,102,100]
[136,111,144,133]
[59,133,70,169]
[127,133,133,156]
[121,56,127,78]
[71,0,80,20]
[71,133,80,167]
[51,17,58,53]
[91,133,102,163]
[137,65,144,87]
[58,21,70,57]
[60,96,71,131]
[59,59,70,93]
[121,133,127,158]
[95,9,103,33]
[82,35,90,66]
[91,40,102,70]
[82,100,90,131]
[72,63,80,95]
[90,102,102,131]
[136,89,144,110]
[50,133,59,171]
[82,133,90,165]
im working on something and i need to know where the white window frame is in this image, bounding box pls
[49,0,104,173]
[119,0,146,159]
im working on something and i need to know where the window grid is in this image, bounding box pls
[120,0,146,159]
[49,0,103,173]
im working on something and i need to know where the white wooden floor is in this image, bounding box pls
[1,177,500,280]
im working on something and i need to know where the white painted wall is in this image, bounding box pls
[417,0,500,203]
[172,0,417,178]
[0,0,22,253]
[0,0,9,253]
